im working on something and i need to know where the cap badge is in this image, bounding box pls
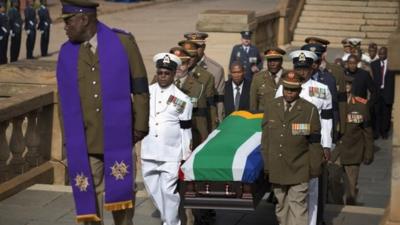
[191,34,197,40]
[288,71,295,79]
[163,55,171,64]
[310,47,316,52]
[299,52,306,62]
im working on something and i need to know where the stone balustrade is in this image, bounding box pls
[0,86,60,200]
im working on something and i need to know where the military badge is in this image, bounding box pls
[74,172,89,192]
[309,86,327,99]
[292,123,310,135]
[347,111,364,123]
[167,95,187,113]
[110,161,130,180]
[299,52,306,62]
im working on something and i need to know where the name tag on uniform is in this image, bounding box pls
[249,57,257,64]
[292,123,310,135]
[347,112,364,123]
[309,86,327,99]
[167,95,186,113]
[190,97,198,108]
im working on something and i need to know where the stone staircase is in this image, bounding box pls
[291,0,399,48]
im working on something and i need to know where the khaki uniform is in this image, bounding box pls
[198,55,225,121]
[330,97,374,204]
[262,97,324,225]
[73,32,149,155]
[326,62,346,136]
[250,69,284,112]
[178,75,209,147]
[190,65,217,133]
[59,31,149,225]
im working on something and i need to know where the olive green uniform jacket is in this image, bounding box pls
[262,97,324,185]
[59,32,149,154]
[179,75,209,147]
[190,65,217,133]
[332,97,374,165]
[250,69,284,113]
[326,62,347,136]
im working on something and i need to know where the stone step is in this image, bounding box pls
[366,19,398,26]
[306,0,367,7]
[366,32,392,39]
[304,5,398,14]
[306,0,399,8]
[361,25,397,32]
[297,22,361,31]
[302,11,364,19]
[300,16,366,25]
[365,13,399,20]
[294,28,366,38]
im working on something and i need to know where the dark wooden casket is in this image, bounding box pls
[179,174,270,211]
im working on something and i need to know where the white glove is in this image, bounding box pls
[26,30,31,35]
[1,27,7,33]
[0,36,3,41]
[29,21,34,26]
[44,22,48,26]
[10,30,14,37]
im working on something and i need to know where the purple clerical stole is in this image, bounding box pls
[56,22,134,223]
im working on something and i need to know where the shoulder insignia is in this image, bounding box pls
[354,96,367,104]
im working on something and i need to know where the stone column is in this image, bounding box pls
[380,10,400,225]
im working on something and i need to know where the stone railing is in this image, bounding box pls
[0,87,60,200]
[277,0,306,45]
[0,60,65,200]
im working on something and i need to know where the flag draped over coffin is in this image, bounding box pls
[181,111,264,183]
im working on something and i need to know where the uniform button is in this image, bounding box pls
[279,144,283,148]
[158,101,162,104]
[280,134,284,137]
[91,67,95,71]
[92,81,97,85]
[94,94,99,98]
[161,91,164,93]
[156,112,160,115]
[155,123,159,126]
[283,124,286,127]
[155,134,158,137]
[95,108,100,112]
[279,153,282,157]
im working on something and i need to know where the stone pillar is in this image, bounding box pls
[196,10,257,76]
[380,12,400,225]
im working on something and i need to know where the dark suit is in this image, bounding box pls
[8,6,22,62]
[38,5,51,56]
[223,78,250,117]
[345,68,376,102]
[24,5,36,59]
[371,60,395,138]
[229,44,263,81]
[0,12,9,64]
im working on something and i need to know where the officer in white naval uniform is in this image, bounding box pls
[141,53,193,225]
[276,50,333,225]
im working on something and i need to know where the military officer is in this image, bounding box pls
[0,2,9,64]
[8,0,23,62]
[179,39,217,133]
[263,71,323,225]
[38,0,51,57]
[25,0,37,59]
[276,50,333,225]
[305,37,347,139]
[331,75,374,205]
[250,47,286,112]
[142,53,192,225]
[57,0,149,223]
[229,31,263,81]
[170,46,208,148]
[184,32,225,122]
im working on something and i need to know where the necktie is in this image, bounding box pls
[234,86,241,111]
[246,47,249,54]
[175,79,181,89]
[271,73,277,85]
[381,61,385,88]
[284,102,291,118]
[85,42,95,59]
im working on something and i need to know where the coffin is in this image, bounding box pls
[180,111,270,211]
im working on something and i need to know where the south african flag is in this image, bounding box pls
[181,111,264,183]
